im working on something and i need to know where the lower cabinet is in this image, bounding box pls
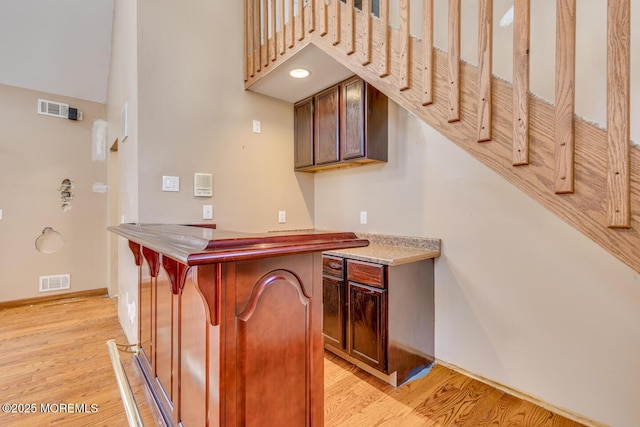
[322,274,346,349]
[347,281,386,372]
[322,255,435,386]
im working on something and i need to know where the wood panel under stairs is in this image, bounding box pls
[243,0,640,274]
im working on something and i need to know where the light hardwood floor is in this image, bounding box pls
[0,295,586,426]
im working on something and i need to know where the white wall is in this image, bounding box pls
[0,84,108,302]
[109,0,315,341]
[135,0,314,231]
[311,3,640,425]
[106,0,139,342]
[315,101,640,427]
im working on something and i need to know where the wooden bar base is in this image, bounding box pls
[109,224,368,426]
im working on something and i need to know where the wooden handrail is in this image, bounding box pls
[242,0,639,273]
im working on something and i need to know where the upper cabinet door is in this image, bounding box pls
[294,97,314,169]
[341,76,366,160]
[315,85,340,165]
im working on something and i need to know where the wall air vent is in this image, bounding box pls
[194,173,213,197]
[38,99,69,119]
[39,274,70,292]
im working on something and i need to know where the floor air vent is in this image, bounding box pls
[39,274,70,292]
[38,99,69,119]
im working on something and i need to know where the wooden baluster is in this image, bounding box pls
[244,0,249,80]
[421,0,433,105]
[361,0,372,65]
[399,0,410,90]
[308,0,316,33]
[279,0,286,54]
[477,0,492,141]
[248,0,255,77]
[319,0,328,36]
[606,0,631,227]
[297,0,305,40]
[512,0,530,165]
[554,0,575,193]
[270,0,277,61]
[332,0,341,45]
[447,0,460,122]
[379,0,389,77]
[288,0,295,48]
[255,0,262,72]
[287,0,296,49]
[346,0,355,54]
[263,0,269,67]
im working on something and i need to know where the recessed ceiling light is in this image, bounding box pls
[290,68,310,79]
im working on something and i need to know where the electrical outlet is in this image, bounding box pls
[253,120,262,134]
[0,209,3,220]
[203,205,213,220]
[360,211,367,224]
[278,211,286,224]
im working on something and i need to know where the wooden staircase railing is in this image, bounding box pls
[243,0,640,274]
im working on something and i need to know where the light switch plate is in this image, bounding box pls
[0,209,3,220]
[162,176,180,192]
[203,205,213,220]
[278,210,286,224]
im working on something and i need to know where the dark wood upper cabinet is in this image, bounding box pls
[295,76,388,172]
[315,85,341,165]
[294,97,314,169]
[341,76,366,160]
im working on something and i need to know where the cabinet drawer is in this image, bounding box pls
[346,259,385,289]
[323,256,344,278]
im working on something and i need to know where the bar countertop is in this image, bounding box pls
[324,232,441,266]
[108,223,369,265]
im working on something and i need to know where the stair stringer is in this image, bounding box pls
[246,27,640,274]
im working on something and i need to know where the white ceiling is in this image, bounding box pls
[0,1,351,106]
[0,0,114,104]
[249,44,354,104]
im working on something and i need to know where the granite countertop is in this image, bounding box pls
[324,232,441,266]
